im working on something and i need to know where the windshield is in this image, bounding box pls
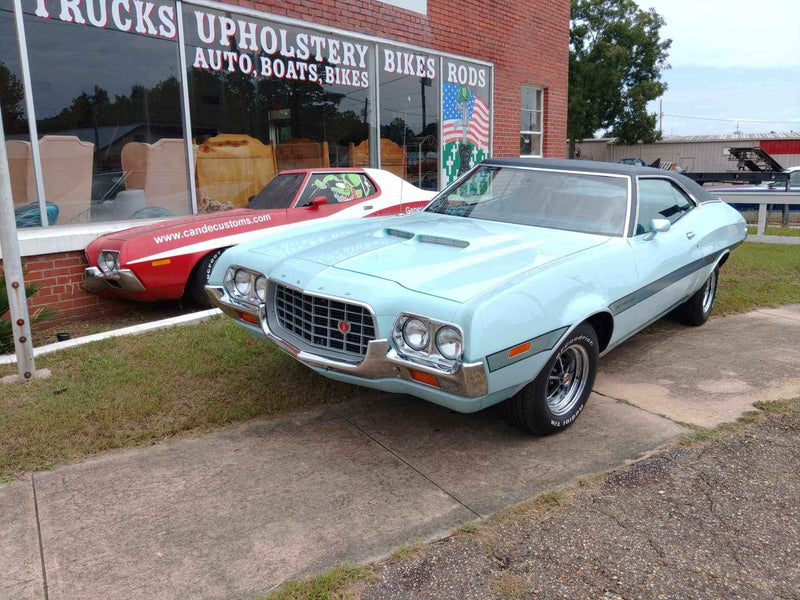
[246,173,306,210]
[425,166,630,236]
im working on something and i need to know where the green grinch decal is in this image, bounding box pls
[312,173,370,203]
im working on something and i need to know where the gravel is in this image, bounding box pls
[358,407,800,599]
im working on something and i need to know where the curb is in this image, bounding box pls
[0,309,222,365]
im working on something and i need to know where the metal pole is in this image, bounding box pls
[0,103,36,380]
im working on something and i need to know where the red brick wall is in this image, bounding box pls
[244,0,570,159]
[0,252,130,326]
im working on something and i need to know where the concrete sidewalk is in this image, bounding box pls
[2,306,799,600]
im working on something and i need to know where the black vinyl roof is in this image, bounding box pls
[481,157,719,203]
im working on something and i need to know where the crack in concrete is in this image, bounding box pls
[31,474,49,600]
[330,408,484,520]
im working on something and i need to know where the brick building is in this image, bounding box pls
[1,0,569,323]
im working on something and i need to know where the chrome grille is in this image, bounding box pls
[273,284,376,357]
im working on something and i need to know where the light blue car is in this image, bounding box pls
[206,159,747,435]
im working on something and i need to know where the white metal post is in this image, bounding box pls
[0,102,36,380]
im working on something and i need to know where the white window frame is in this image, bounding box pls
[520,85,544,158]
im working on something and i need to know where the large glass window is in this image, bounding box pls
[1,0,41,227]
[184,6,374,210]
[520,85,543,157]
[20,0,189,225]
[378,46,439,190]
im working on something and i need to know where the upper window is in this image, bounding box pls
[636,178,694,234]
[19,0,189,226]
[295,172,377,206]
[426,166,629,237]
[520,85,543,157]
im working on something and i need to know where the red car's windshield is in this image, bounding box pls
[247,172,306,210]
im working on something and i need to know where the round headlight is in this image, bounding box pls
[402,318,429,350]
[234,269,252,296]
[224,267,236,295]
[255,276,267,302]
[435,326,463,360]
[98,251,118,274]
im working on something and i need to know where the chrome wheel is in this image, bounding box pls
[702,270,716,314]
[546,344,590,416]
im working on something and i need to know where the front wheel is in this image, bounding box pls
[506,323,598,436]
[674,267,718,326]
[184,248,228,308]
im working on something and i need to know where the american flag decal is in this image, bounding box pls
[441,82,490,151]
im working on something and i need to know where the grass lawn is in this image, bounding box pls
[0,242,797,481]
[747,225,800,237]
[0,317,359,479]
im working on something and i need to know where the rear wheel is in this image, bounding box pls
[674,267,718,326]
[506,323,598,435]
[185,248,228,308]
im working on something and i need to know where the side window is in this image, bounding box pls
[296,173,377,206]
[789,170,800,191]
[636,179,694,235]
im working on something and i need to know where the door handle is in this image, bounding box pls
[363,205,373,210]
[686,231,696,239]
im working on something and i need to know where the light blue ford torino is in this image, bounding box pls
[206,159,747,435]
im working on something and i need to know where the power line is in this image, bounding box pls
[662,113,800,124]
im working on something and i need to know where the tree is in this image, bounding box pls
[568,0,671,154]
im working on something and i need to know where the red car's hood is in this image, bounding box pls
[102,208,259,241]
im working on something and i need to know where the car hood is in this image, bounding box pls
[255,213,610,303]
[101,208,269,241]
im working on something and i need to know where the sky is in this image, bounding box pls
[642,0,800,137]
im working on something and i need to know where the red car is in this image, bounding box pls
[85,168,435,306]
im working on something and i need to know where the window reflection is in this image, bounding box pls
[378,47,439,190]
[184,8,373,210]
[20,0,189,225]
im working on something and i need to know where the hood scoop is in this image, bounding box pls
[418,234,469,248]
[385,228,469,248]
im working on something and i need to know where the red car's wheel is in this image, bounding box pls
[185,248,228,308]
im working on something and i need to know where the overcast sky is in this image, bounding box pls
[642,0,800,136]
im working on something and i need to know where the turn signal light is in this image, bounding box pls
[508,341,531,358]
[408,368,439,388]
[235,311,259,325]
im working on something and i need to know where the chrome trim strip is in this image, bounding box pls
[206,285,489,398]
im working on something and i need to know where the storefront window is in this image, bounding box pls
[520,85,543,157]
[441,58,490,187]
[378,45,439,190]
[20,0,189,225]
[1,0,41,227]
[184,6,374,210]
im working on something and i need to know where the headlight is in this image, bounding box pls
[97,251,119,274]
[435,326,462,359]
[234,269,252,296]
[402,318,429,350]
[255,276,267,302]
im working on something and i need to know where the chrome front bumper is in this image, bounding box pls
[205,285,489,398]
[84,266,146,294]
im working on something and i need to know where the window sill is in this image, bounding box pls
[1,218,169,261]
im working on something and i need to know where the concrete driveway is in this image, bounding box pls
[2,305,799,600]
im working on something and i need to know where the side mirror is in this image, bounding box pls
[306,196,328,210]
[644,218,671,240]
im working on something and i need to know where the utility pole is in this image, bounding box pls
[0,101,37,381]
[659,99,663,135]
